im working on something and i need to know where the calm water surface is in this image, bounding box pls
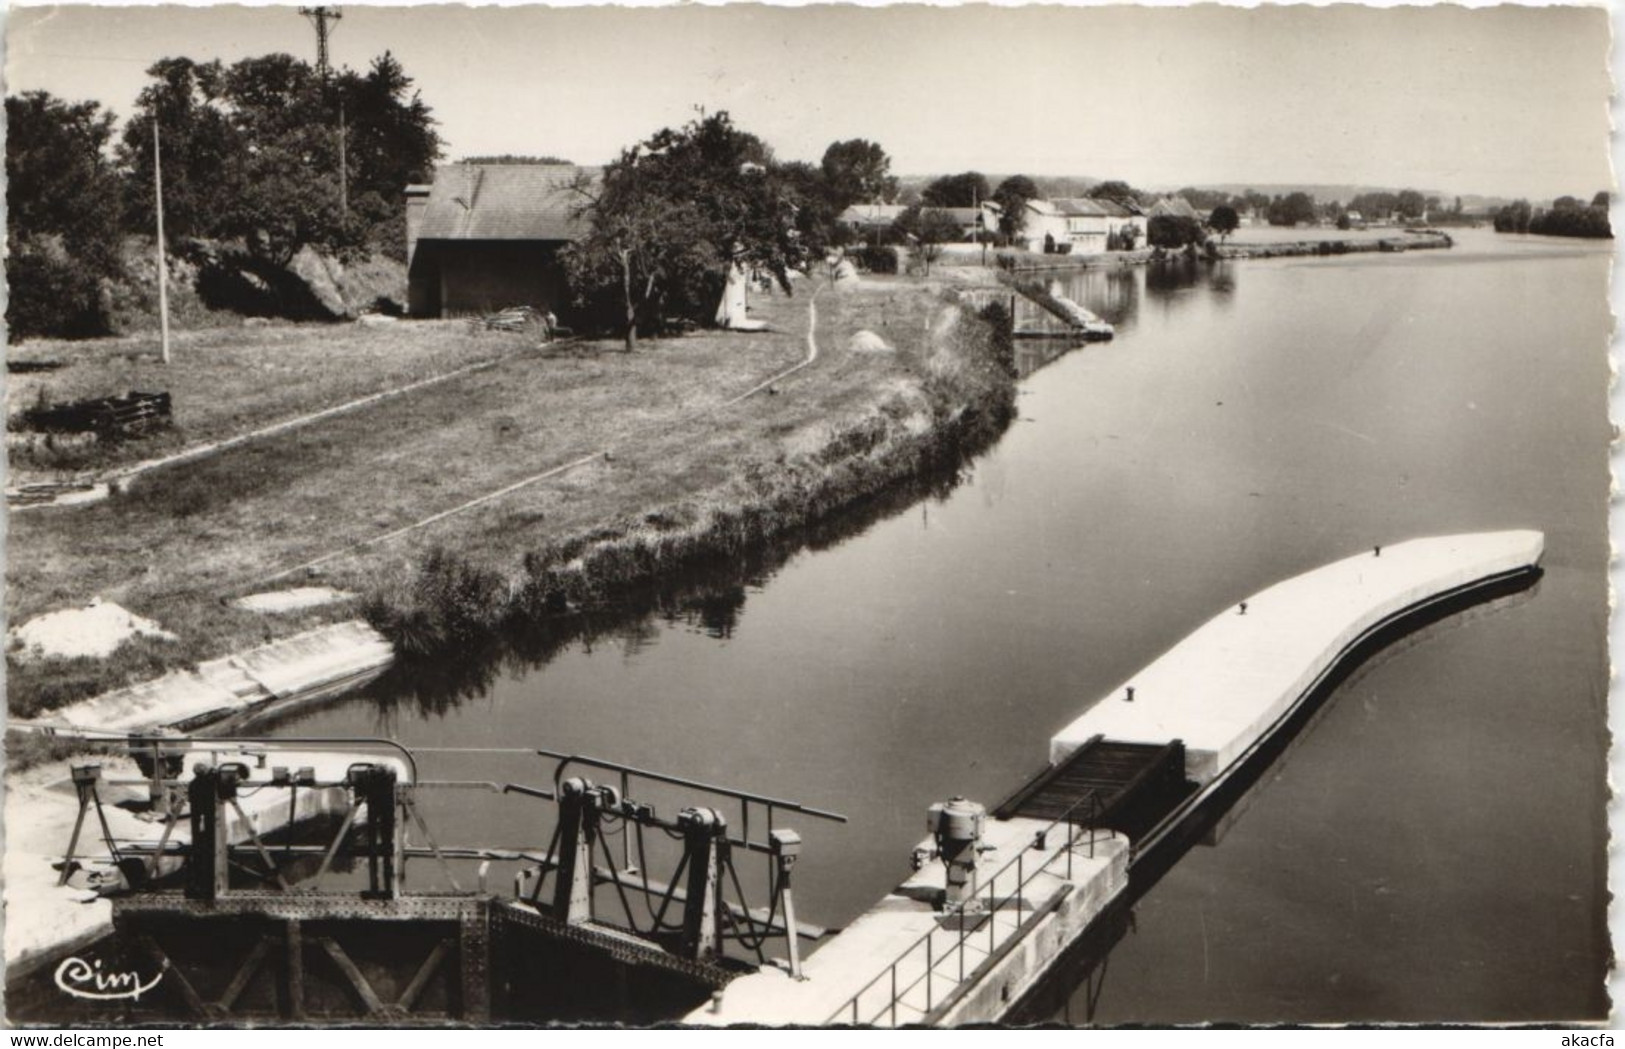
[273,228,1611,1023]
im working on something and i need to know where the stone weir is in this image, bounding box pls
[689,530,1543,1027]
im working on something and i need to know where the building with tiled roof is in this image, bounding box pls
[1149,196,1201,221]
[405,164,600,317]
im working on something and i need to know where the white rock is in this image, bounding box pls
[847,329,893,353]
[8,600,178,663]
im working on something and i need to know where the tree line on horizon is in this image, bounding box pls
[1492,193,1611,239]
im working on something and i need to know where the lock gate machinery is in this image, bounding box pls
[44,736,845,1024]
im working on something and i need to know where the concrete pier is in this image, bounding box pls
[1050,530,1544,784]
[690,530,1542,1026]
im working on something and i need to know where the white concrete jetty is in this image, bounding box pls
[1051,530,1544,784]
[690,530,1541,1026]
[688,819,1129,1027]
[4,742,413,982]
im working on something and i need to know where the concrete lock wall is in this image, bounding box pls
[937,838,1130,1025]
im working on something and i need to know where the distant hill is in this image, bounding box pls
[895,173,1102,202]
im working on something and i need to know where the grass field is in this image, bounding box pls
[8,274,1013,717]
[6,320,531,479]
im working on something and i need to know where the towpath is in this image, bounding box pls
[253,286,825,585]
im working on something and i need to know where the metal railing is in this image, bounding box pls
[827,791,1109,1027]
[531,748,847,857]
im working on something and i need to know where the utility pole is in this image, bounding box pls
[299,6,342,78]
[153,122,171,365]
[338,99,349,218]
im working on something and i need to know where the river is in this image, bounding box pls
[268,227,1612,1023]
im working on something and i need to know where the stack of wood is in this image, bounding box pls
[23,391,172,441]
[481,306,549,334]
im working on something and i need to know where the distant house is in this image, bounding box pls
[1148,196,1201,222]
[1095,198,1149,248]
[405,164,598,318]
[932,205,1000,241]
[1019,198,1146,254]
[838,204,909,241]
[1049,198,1112,254]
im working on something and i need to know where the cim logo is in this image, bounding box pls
[53,955,164,1002]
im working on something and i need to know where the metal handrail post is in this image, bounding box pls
[926,933,934,1011]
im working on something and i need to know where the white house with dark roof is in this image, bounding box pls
[1019,197,1148,254]
[405,163,599,317]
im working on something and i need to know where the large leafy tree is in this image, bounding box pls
[1089,180,1145,207]
[119,58,241,243]
[565,112,807,351]
[7,91,127,337]
[892,205,962,275]
[1208,205,1240,243]
[993,175,1039,239]
[922,171,990,208]
[1394,189,1427,221]
[1148,214,1207,250]
[120,51,439,264]
[820,138,898,210]
[1266,191,1318,227]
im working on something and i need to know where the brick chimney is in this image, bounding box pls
[405,183,432,266]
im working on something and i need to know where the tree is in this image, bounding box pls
[1177,186,1230,211]
[7,91,126,337]
[1592,191,1610,208]
[1148,214,1206,250]
[564,112,805,351]
[1240,189,1272,215]
[893,205,961,275]
[1394,189,1427,221]
[1090,180,1144,206]
[1208,205,1239,244]
[121,51,440,263]
[820,138,897,210]
[922,171,990,208]
[1267,192,1317,227]
[120,57,242,243]
[1493,199,1533,234]
[993,175,1039,240]
[1529,201,1611,238]
[774,159,844,255]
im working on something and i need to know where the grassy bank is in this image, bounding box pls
[7,320,532,479]
[8,275,1015,719]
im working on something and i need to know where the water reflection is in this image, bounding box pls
[251,455,986,729]
[1029,257,1238,338]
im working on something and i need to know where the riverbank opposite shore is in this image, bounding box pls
[979,228,1451,274]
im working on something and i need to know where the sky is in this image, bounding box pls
[4,3,1614,201]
